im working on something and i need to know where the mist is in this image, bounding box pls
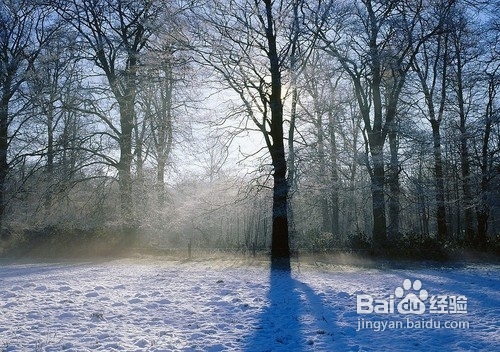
[0,0,499,263]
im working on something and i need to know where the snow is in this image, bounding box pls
[0,257,499,351]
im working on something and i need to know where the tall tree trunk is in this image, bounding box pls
[156,157,166,207]
[316,111,330,233]
[44,102,55,212]
[264,0,290,263]
[476,149,490,247]
[416,156,430,234]
[476,74,495,247]
[367,0,387,248]
[453,162,462,240]
[134,125,144,187]
[0,102,8,232]
[387,120,400,238]
[133,114,147,222]
[328,110,339,236]
[414,28,450,240]
[370,142,387,247]
[431,119,448,240]
[287,61,298,245]
[355,78,387,248]
[117,101,135,236]
[347,103,361,234]
[456,56,475,243]
[286,0,302,246]
[271,153,290,260]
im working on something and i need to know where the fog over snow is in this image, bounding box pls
[0,257,499,351]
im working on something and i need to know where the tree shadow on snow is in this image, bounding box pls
[243,263,349,352]
[401,268,500,351]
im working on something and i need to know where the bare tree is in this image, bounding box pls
[411,10,450,240]
[27,26,83,214]
[55,0,166,235]
[299,50,342,236]
[471,1,500,246]
[138,53,175,208]
[476,69,499,245]
[0,0,57,231]
[191,0,316,263]
[447,3,480,243]
[317,0,453,247]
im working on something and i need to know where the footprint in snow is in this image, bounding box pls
[156,298,172,305]
[135,338,149,348]
[90,312,105,320]
[337,291,350,299]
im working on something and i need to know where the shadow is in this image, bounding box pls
[357,265,500,351]
[401,266,500,350]
[242,262,500,351]
[244,263,349,351]
[0,261,100,279]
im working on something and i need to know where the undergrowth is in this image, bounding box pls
[1,226,499,262]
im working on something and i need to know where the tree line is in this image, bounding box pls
[0,0,499,261]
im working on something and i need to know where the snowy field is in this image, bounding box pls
[0,256,499,351]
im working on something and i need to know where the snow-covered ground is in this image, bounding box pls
[0,256,499,351]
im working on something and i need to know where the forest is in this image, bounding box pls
[0,0,499,261]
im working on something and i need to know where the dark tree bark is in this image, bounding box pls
[56,0,162,236]
[263,0,291,262]
[318,0,453,248]
[116,93,136,235]
[320,0,392,247]
[328,110,340,236]
[453,36,475,243]
[0,1,55,231]
[387,119,400,238]
[476,72,496,246]
[30,40,73,215]
[300,51,340,236]
[140,53,174,208]
[413,29,450,240]
[0,103,8,231]
[368,139,387,247]
[316,111,329,232]
[191,0,313,266]
[431,119,448,239]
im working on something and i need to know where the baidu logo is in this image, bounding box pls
[357,279,467,315]
[395,279,428,314]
